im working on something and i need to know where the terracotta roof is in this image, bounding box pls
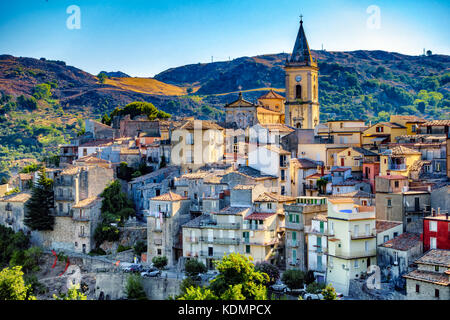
[19,173,33,180]
[348,147,379,157]
[391,115,426,123]
[383,146,422,156]
[150,191,188,202]
[179,171,212,180]
[76,155,110,164]
[72,197,101,209]
[410,160,431,172]
[233,184,256,190]
[0,192,32,203]
[263,144,290,155]
[291,158,318,169]
[403,269,449,286]
[61,166,80,175]
[258,89,285,100]
[175,119,224,130]
[215,206,249,216]
[421,120,450,126]
[380,232,420,251]
[79,139,113,147]
[370,122,406,129]
[378,175,408,180]
[331,190,374,199]
[255,192,296,202]
[236,166,277,180]
[244,212,277,220]
[414,249,450,267]
[305,173,325,179]
[376,220,403,233]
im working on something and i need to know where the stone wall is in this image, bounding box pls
[95,272,185,300]
[349,279,406,300]
[406,278,450,300]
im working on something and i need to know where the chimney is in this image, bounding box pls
[437,207,441,216]
[446,211,449,220]
[431,208,435,217]
[321,165,324,176]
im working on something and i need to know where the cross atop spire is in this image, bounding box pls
[287,16,313,66]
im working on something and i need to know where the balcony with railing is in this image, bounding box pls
[5,217,14,225]
[199,220,240,230]
[199,251,227,260]
[288,258,300,266]
[325,246,376,259]
[242,237,278,246]
[199,236,240,245]
[350,229,376,240]
[5,203,12,211]
[78,232,88,238]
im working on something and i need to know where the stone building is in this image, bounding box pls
[128,166,180,217]
[305,214,328,282]
[375,175,431,232]
[403,249,449,300]
[146,192,191,267]
[377,232,423,286]
[41,165,114,252]
[0,192,32,233]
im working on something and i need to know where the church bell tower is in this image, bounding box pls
[284,17,319,129]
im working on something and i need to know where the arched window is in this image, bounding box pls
[295,85,302,99]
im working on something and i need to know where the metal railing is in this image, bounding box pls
[242,223,268,231]
[350,229,377,240]
[286,240,299,247]
[389,163,406,171]
[73,216,90,222]
[199,237,241,245]
[199,221,240,230]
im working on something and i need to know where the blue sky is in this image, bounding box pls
[0,0,448,77]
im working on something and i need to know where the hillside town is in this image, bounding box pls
[0,18,449,301]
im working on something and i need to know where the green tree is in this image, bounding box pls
[281,269,305,289]
[321,283,338,300]
[254,262,280,285]
[305,270,316,285]
[178,286,218,300]
[97,72,108,84]
[316,178,328,195]
[24,169,55,231]
[0,266,36,300]
[306,281,326,294]
[33,83,52,100]
[125,274,147,300]
[100,180,135,223]
[53,285,87,300]
[179,277,199,295]
[184,259,207,278]
[133,240,147,256]
[101,113,111,126]
[9,246,43,273]
[209,253,269,300]
[152,256,168,270]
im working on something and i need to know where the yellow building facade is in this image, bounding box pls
[326,198,377,295]
[379,145,422,177]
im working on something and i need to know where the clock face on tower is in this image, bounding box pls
[295,75,302,82]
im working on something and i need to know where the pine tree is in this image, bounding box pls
[24,169,55,231]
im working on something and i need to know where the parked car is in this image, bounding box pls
[303,292,324,300]
[141,270,161,277]
[289,286,307,296]
[270,281,290,293]
[123,263,143,273]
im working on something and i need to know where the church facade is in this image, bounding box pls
[224,18,320,131]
